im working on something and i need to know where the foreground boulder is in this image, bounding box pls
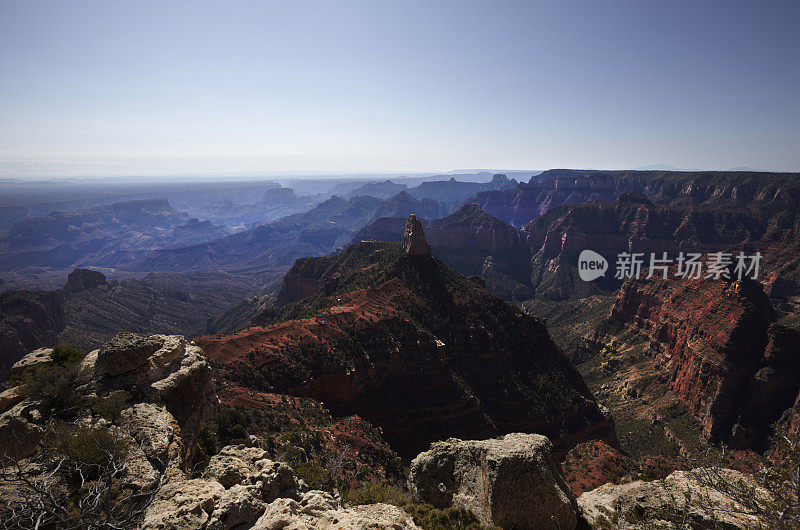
[144,445,418,529]
[409,433,577,529]
[254,492,419,529]
[578,468,762,528]
[1,333,217,472]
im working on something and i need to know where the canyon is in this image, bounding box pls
[197,217,615,458]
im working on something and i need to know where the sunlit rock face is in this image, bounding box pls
[402,214,431,256]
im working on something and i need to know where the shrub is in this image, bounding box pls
[2,421,152,529]
[50,344,86,365]
[92,391,129,424]
[404,503,491,530]
[19,364,83,417]
[216,406,251,447]
[341,481,496,530]
[342,482,410,506]
[43,422,130,472]
[294,458,339,491]
[198,424,218,456]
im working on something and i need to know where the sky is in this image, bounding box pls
[1,0,799,177]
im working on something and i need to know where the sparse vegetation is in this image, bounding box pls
[341,481,497,530]
[18,363,84,418]
[1,421,158,529]
[50,343,86,365]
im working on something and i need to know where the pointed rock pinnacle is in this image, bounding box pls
[403,214,430,256]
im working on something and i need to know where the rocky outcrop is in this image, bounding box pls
[1,333,217,472]
[402,214,430,255]
[64,267,107,293]
[143,478,226,529]
[93,334,218,467]
[143,445,417,530]
[254,495,419,529]
[6,346,53,380]
[578,468,761,528]
[409,433,577,529]
[274,257,325,306]
[201,446,297,498]
[0,402,42,460]
[607,275,800,450]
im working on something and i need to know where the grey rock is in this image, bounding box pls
[578,468,762,529]
[0,386,23,414]
[409,433,577,529]
[206,485,267,530]
[141,478,225,529]
[7,347,52,381]
[0,402,42,460]
[202,445,298,502]
[96,333,165,377]
[253,490,419,529]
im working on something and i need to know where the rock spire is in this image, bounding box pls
[402,214,430,255]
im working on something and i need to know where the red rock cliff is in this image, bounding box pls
[608,275,800,449]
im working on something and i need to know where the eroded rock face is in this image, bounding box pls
[578,468,761,529]
[6,347,53,380]
[143,445,418,530]
[84,333,219,466]
[402,214,430,256]
[2,333,218,471]
[95,332,166,377]
[409,433,577,529]
[202,446,298,502]
[142,478,226,529]
[608,276,800,449]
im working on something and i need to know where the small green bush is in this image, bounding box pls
[294,458,339,491]
[19,364,83,417]
[342,482,411,506]
[216,406,250,447]
[92,391,129,424]
[341,481,495,530]
[198,424,218,456]
[44,422,129,470]
[51,344,87,365]
[404,503,491,530]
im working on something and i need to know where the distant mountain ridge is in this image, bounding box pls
[0,199,231,271]
[119,192,452,274]
[474,168,800,227]
[0,267,256,378]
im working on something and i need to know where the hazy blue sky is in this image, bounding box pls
[1,0,798,176]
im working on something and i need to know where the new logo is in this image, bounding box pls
[578,250,608,282]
